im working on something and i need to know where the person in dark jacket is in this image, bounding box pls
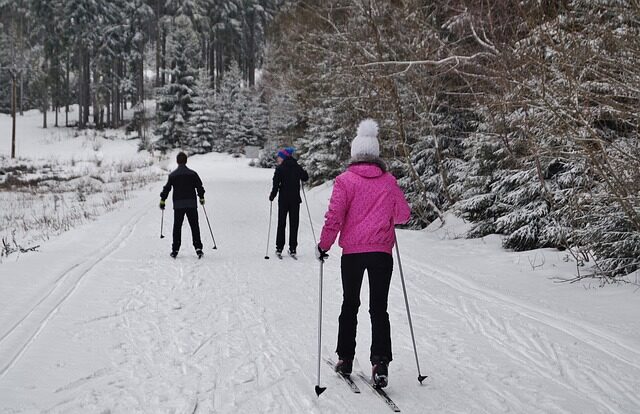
[269,147,309,256]
[160,152,206,258]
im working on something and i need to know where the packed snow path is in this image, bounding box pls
[1,154,639,413]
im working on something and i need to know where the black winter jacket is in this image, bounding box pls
[270,158,309,204]
[160,165,205,209]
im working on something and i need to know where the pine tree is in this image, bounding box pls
[187,70,216,153]
[155,15,199,151]
[297,106,350,186]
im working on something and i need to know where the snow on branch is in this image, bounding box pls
[356,52,494,69]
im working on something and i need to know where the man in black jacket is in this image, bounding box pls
[160,152,206,258]
[269,147,309,257]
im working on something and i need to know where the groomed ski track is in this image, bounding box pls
[1,154,639,413]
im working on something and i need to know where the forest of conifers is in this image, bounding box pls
[1,1,639,280]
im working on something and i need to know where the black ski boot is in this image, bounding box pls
[371,356,389,388]
[196,249,203,259]
[170,251,178,259]
[275,248,283,259]
[335,359,353,377]
[288,249,297,259]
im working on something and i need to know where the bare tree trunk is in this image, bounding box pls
[78,47,84,128]
[209,32,215,86]
[215,32,224,89]
[140,56,145,104]
[54,68,59,127]
[155,0,162,88]
[19,73,24,116]
[11,75,17,158]
[248,10,256,86]
[93,66,99,126]
[123,61,127,111]
[83,50,90,127]
[114,59,120,128]
[65,52,69,127]
[161,28,167,86]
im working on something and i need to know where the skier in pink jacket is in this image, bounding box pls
[317,119,411,388]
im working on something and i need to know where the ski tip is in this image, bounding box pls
[418,375,428,384]
[315,386,327,397]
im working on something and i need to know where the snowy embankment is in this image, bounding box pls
[1,146,639,413]
[0,106,164,259]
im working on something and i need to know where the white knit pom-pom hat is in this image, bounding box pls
[350,119,380,158]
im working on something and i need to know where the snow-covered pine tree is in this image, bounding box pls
[213,61,267,153]
[154,15,199,151]
[213,61,243,152]
[187,70,215,154]
[256,85,299,168]
[297,106,350,186]
[241,87,268,148]
[457,0,640,280]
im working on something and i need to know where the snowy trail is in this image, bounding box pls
[395,255,640,413]
[0,205,150,379]
[1,154,639,413]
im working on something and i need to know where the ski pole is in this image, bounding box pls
[301,184,317,244]
[394,229,427,384]
[160,209,165,239]
[265,201,273,260]
[302,182,326,395]
[202,205,217,250]
[315,258,326,396]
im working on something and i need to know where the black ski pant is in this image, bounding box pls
[172,208,203,252]
[275,200,300,252]
[336,252,394,363]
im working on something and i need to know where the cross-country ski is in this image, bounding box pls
[325,358,360,393]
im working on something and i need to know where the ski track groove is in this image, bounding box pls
[7,175,638,413]
[84,236,310,413]
[405,256,640,368]
[401,256,640,413]
[0,207,148,379]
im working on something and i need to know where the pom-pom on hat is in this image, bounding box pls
[277,147,294,159]
[350,119,380,158]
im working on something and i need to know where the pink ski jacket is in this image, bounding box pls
[319,162,411,255]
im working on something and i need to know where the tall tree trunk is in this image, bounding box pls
[155,0,162,88]
[43,58,48,129]
[155,30,161,87]
[11,75,17,158]
[78,47,84,128]
[208,32,215,86]
[65,52,70,127]
[215,33,224,89]
[19,74,24,116]
[248,11,256,87]
[114,58,120,128]
[83,50,90,127]
[123,63,128,111]
[161,28,167,86]
[92,66,99,126]
[139,55,145,104]
[54,64,59,128]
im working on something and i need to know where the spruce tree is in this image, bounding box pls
[155,15,199,151]
[187,70,216,154]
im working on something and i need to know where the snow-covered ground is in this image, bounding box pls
[0,106,163,256]
[1,111,640,413]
